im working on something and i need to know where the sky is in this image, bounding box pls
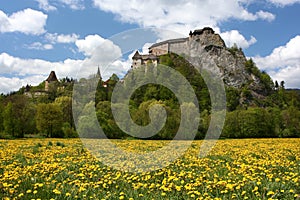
[0,0,300,94]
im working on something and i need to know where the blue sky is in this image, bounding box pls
[0,0,300,93]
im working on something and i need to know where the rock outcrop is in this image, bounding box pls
[133,27,273,101]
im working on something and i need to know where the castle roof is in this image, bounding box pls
[132,51,142,59]
[46,71,58,82]
[141,54,158,60]
[149,38,188,49]
[132,51,158,60]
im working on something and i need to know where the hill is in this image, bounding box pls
[0,27,300,139]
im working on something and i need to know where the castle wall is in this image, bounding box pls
[149,43,168,56]
[169,41,189,55]
[45,81,49,91]
[132,59,142,69]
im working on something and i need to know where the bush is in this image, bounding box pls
[62,123,78,138]
[0,132,13,139]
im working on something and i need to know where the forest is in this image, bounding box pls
[0,53,300,139]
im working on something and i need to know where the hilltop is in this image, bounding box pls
[131,27,274,107]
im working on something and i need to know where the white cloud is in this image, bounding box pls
[46,33,80,44]
[0,35,129,93]
[255,10,276,22]
[253,36,300,70]
[220,30,257,49]
[59,0,85,10]
[76,35,106,56]
[253,35,300,88]
[268,66,300,88]
[93,0,275,35]
[35,0,57,11]
[0,75,47,94]
[0,8,47,35]
[26,42,53,50]
[267,0,300,6]
[35,0,85,11]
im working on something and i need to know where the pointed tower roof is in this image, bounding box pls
[97,66,102,79]
[46,71,58,82]
[132,51,141,59]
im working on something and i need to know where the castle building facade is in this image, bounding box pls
[132,27,225,68]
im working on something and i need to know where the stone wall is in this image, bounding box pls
[169,40,189,55]
[150,43,168,56]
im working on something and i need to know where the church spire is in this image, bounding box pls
[96,65,102,80]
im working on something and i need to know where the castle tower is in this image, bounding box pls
[96,66,102,80]
[132,51,142,68]
[45,71,58,91]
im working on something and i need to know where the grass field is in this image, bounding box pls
[0,138,299,199]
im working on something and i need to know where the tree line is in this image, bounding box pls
[0,54,300,139]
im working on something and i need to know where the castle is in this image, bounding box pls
[45,71,59,91]
[24,71,59,98]
[132,27,226,68]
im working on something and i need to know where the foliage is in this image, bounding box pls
[0,54,300,139]
[223,108,275,138]
[36,103,63,137]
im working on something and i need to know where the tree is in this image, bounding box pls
[281,106,300,137]
[78,102,105,138]
[226,87,240,111]
[3,102,15,137]
[223,108,275,138]
[274,80,279,90]
[0,101,4,132]
[54,96,74,128]
[2,95,36,137]
[280,81,285,89]
[36,103,63,137]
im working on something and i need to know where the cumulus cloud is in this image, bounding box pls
[0,34,130,93]
[268,66,300,88]
[35,0,84,11]
[253,35,300,88]
[93,0,275,35]
[220,30,257,49]
[267,0,300,6]
[46,33,80,44]
[0,8,47,35]
[255,10,276,22]
[0,75,47,94]
[76,35,106,56]
[59,0,85,10]
[25,42,53,50]
[35,0,57,11]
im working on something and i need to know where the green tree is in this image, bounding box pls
[0,101,4,132]
[223,108,275,138]
[78,102,104,138]
[281,106,300,137]
[226,87,240,111]
[3,102,15,137]
[2,95,36,137]
[36,103,63,137]
[55,96,74,128]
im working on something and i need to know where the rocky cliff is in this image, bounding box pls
[166,28,273,102]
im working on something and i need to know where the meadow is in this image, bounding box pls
[0,138,299,200]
